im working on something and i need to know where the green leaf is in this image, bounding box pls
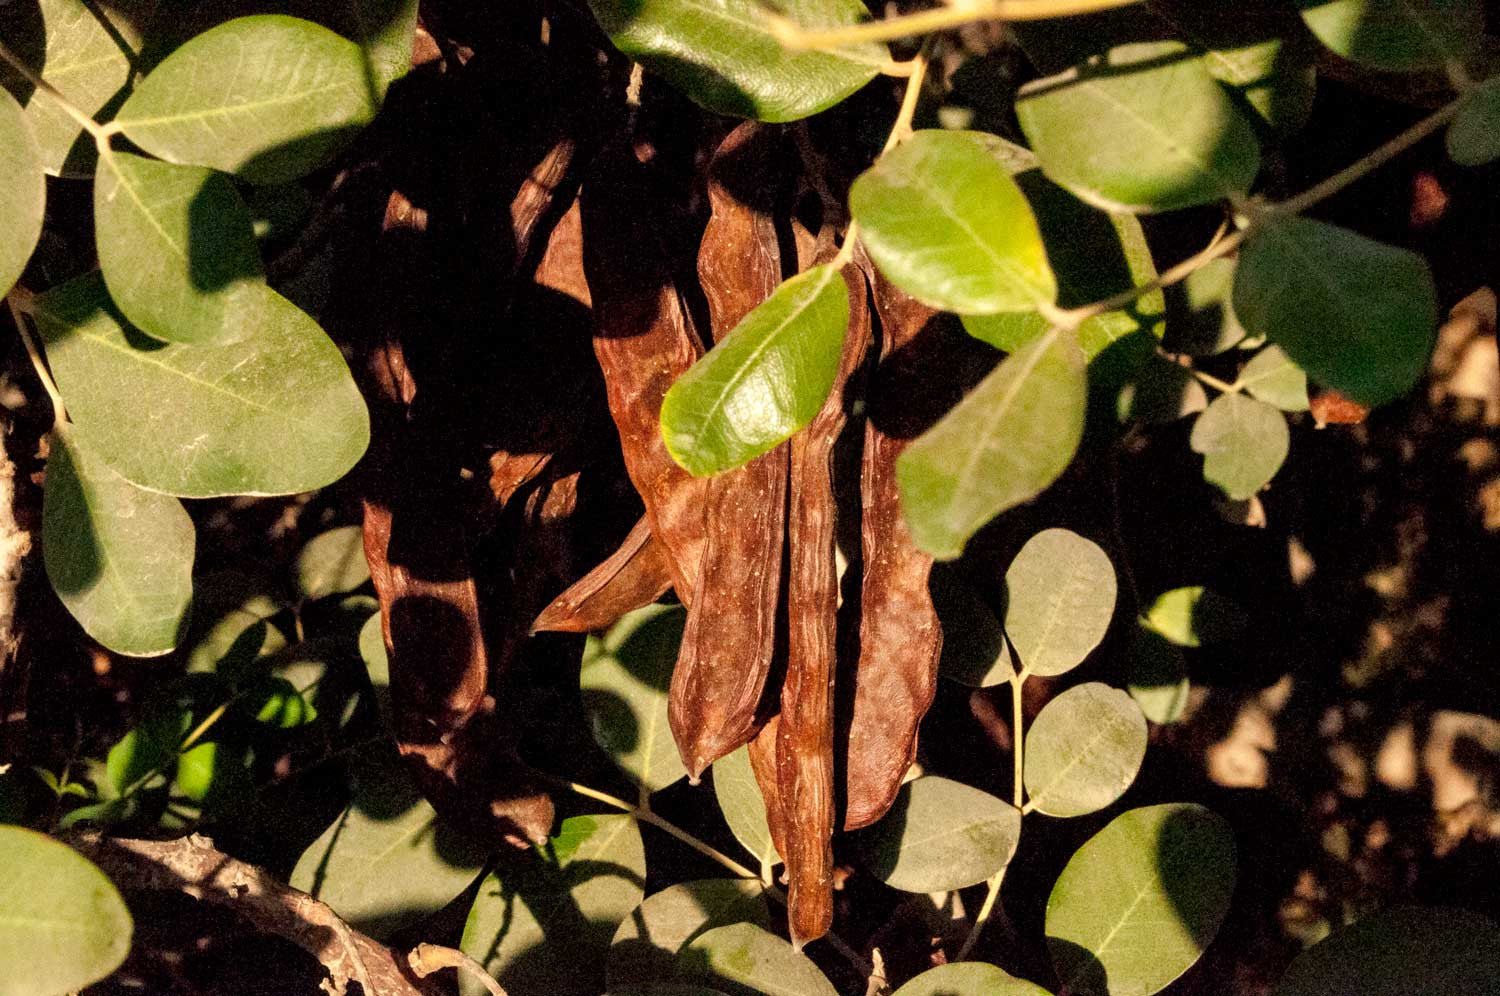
[357,610,393,730]
[608,879,770,992]
[295,525,371,600]
[712,745,779,870]
[0,826,133,995]
[661,264,848,477]
[582,604,690,794]
[1239,345,1309,411]
[1016,41,1261,214]
[1163,257,1246,356]
[1190,393,1289,500]
[931,568,1009,688]
[1126,626,1191,724]
[891,963,1054,996]
[586,0,886,123]
[105,701,192,795]
[94,152,267,346]
[342,0,420,101]
[43,425,194,657]
[1142,586,1248,648]
[1296,0,1481,73]
[0,87,44,300]
[1273,906,1500,996]
[115,14,379,185]
[1004,528,1116,679]
[461,814,646,996]
[33,273,370,498]
[245,675,319,728]
[1024,683,1147,817]
[0,0,150,176]
[1448,78,1500,166]
[1118,358,1208,425]
[183,574,286,677]
[859,775,1021,893]
[1046,803,1236,996]
[897,326,1087,561]
[679,922,838,996]
[1234,214,1437,407]
[291,751,489,941]
[850,130,1057,314]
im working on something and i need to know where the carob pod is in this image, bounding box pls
[748,714,789,862]
[668,123,795,778]
[530,515,673,634]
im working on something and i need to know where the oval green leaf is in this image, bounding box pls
[712,744,779,871]
[94,152,267,346]
[1163,257,1246,356]
[897,326,1087,561]
[1190,393,1289,500]
[932,568,1009,688]
[850,130,1056,314]
[1142,586,1248,648]
[582,603,690,794]
[115,14,378,184]
[33,273,370,498]
[680,922,838,996]
[1046,803,1236,996]
[1239,345,1308,411]
[1233,214,1436,406]
[1296,0,1481,73]
[608,879,770,992]
[1449,77,1500,166]
[43,425,195,657]
[586,0,886,123]
[1004,528,1116,679]
[1273,906,1500,996]
[461,814,646,996]
[661,264,849,477]
[0,87,44,300]
[1024,683,1146,817]
[892,963,1054,996]
[859,775,1021,893]
[1127,626,1191,725]
[0,826,133,995]
[1016,41,1261,214]
[295,525,371,600]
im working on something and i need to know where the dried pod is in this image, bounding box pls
[531,516,673,634]
[748,714,789,861]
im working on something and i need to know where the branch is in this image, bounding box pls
[766,0,1146,51]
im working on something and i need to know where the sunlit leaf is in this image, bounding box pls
[898,326,1086,560]
[586,0,886,123]
[1024,683,1146,817]
[1448,78,1500,166]
[295,525,371,600]
[1004,528,1116,679]
[891,963,1054,996]
[1273,906,1500,996]
[33,273,370,498]
[1016,41,1261,213]
[43,425,194,657]
[1127,626,1191,724]
[461,814,646,996]
[1142,586,1248,648]
[184,573,286,677]
[661,264,848,476]
[1046,803,1236,996]
[608,879,770,991]
[582,604,689,793]
[1190,393,1289,500]
[0,87,44,300]
[712,745,779,870]
[1239,345,1308,411]
[105,701,191,796]
[115,14,379,184]
[1296,0,1481,73]
[0,826,133,995]
[850,130,1056,314]
[680,922,838,996]
[859,776,1021,893]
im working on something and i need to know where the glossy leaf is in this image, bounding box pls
[1024,683,1147,817]
[1016,41,1261,213]
[33,273,370,498]
[850,130,1056,314]
[1239,345,1309,411]
[898,327,1087,560]
[1004,528,1116,679]
[1273,906,1500,996]
[712,745,779,870]
[1127,626,1191,724]
[608,879,770,991]
[1448,78,1500,166]
[582,604,690,793]
[586,0,886,123]
[1046,803,1236,996]
[295,525,370,600]
[1164,257,1246,356]
[661,264,848,477]
[860,776,1021,893]
[115,15,379,184]
[1190,393,1289,500]
[680,923,838,996]
[1234,215,1436,406]
[291,752,488,941]
[892,963,1054,996]
[1142,586,1248,648]
[43,425,194,657]
[0,826,133,995]
[461,814,646,996]
[0,87,44,300]
[1296,0,1481,73]
[94,152,266,346]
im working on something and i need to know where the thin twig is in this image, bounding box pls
[6,295,65,425]
[765,0,1147,50]
[1056,228,1245,330]
[408,943,508,996]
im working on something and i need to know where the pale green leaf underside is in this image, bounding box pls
[1239,345,1308,411]
[1190,392,1289,500]
[0,825,134,996]
[33,273,370,498]
[295,525,371,600]
[582,604,690,793]
[0,87,45,300]
[1273,906,1500,996]
[1024,683,1147,817]
[682,923,839,996]
[1296,0,1482,73]
[95,151,267,345]
[713,744,779,869]
[588,0,886,123]
[1046,803,1236,996]
[1004,528,1116,679]
[43,426,194,657]
[1448,77,1500,166]
[892,963,1054,996]
[860,775,1021,893]
[851,129,1057,314]
[115,14,378,184]
[662,264,848,477]
[607,879,770,992]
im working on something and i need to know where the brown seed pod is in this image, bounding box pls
[530,515,673,634]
